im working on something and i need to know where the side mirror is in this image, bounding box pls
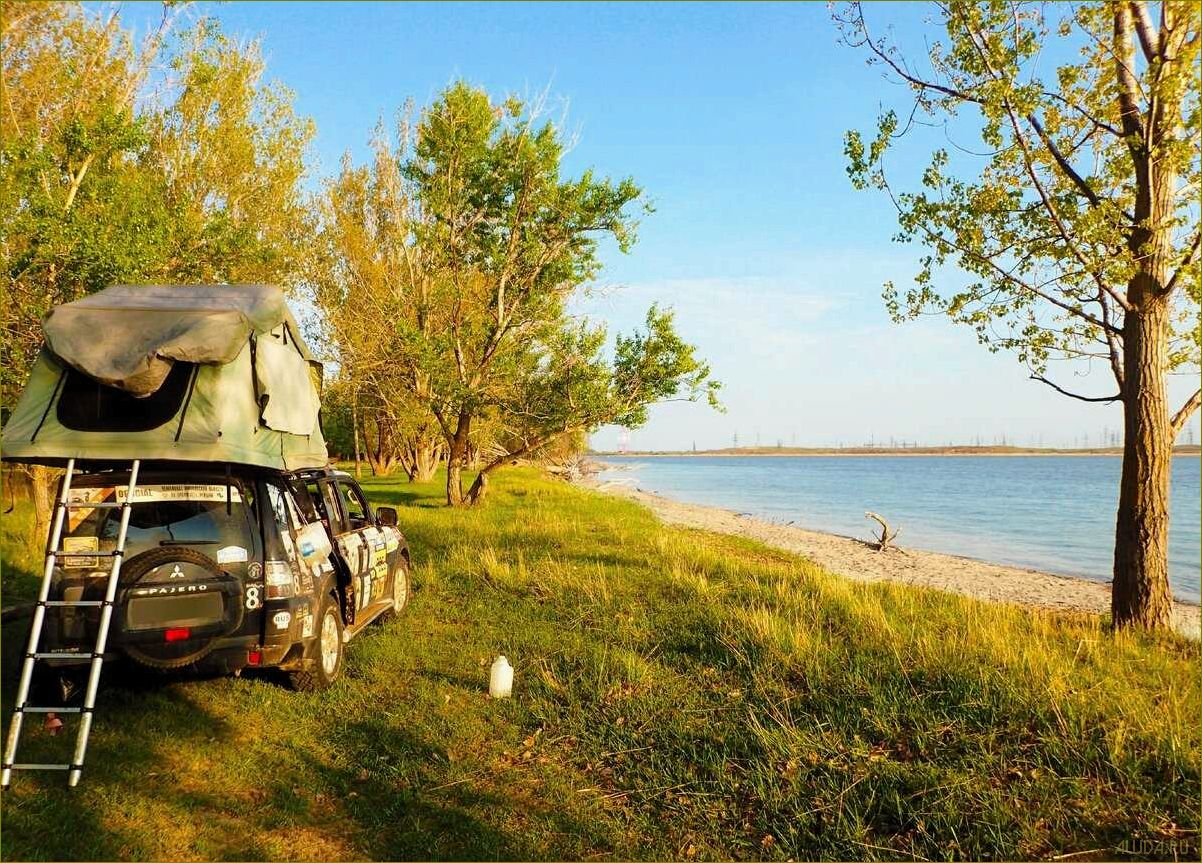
[376,506,398,527]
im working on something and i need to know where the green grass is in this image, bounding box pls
[1,467,1198,861]
[1,501,42,606]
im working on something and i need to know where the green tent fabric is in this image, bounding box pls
[1,284,328,471]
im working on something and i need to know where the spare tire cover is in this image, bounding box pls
[116,546,243,669]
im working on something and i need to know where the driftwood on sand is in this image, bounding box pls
[864,511,905,554]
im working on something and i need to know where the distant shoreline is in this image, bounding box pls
[593,445,1202,458]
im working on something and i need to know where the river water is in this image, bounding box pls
[596,454,1202,603]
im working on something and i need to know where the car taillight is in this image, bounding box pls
[164,627,190,642]
[264,560,300,599]
[247,649,262,666]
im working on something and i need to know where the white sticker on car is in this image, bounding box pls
[216,545,249,565]
[302,609,314,638]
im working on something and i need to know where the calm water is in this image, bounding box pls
[597,455,1202,603]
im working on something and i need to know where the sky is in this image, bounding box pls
[123,1,1200,451]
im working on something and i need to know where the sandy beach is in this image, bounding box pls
[583,476,1202,639]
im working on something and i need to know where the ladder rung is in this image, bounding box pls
[30,652,99,663]
[17,706,85,714]
[50,549,123,558]
[5,764,73,771]
[62,501,126,509]
[41,600,108,608]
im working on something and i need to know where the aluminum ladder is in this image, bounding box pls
[2,458,140,788]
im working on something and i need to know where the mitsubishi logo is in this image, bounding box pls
[169,565,186,579]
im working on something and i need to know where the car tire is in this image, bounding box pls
[289,593,344,691]
[378,557,411,623]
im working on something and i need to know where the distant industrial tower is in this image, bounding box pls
[618,430,630,454]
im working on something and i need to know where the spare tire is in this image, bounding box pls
[115,547,242,670]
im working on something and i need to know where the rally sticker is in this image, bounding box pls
[61,536,98,568]
[216,545,249,565]
[68,485,243,505]
[118,485,243,504]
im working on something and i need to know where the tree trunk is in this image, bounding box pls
[30,465,54,536]
[403,439,441,483]
[352,394,362,479]
[367,453,398,477]
[445,411,471,506]
[1111,298,1174,630]
[466,470,489,505]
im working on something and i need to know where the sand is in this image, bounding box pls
[582,476,1201,640]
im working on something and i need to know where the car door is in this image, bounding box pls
[333,479,391,617]
[302,477,359,625]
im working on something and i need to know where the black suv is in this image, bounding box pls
[44,464,409,690]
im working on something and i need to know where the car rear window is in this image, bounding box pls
[61,483,252,565]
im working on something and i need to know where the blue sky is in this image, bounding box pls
[126,1,1198,450]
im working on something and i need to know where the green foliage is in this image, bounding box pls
[838,1,1200,379]
[400,81,647,427]
[321,82,713,500]
[2,469,1197,859]
[1,4,313,408]
[611,305,722,428]
[496,305,720,452]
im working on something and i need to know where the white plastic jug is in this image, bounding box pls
[489,655,513,698]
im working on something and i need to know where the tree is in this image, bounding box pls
[2,3,314,525]
[310,124,445,482]
[2,7,313,406]
[463,305,720,504]
[402,82,646,505]
[1,2,172,408]
[143,18,315,287]
[838,1,1200,629]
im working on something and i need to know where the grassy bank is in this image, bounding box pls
[1,468,1198,861]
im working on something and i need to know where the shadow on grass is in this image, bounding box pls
[1,649,240,859]
[302,717,615,861]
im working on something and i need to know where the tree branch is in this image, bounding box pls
[1163,229,1200,294]
[1024,113,1102,207]
[1041,91,1123,138]
[886,178,1122,335]
[847,3,985,107]
[1171,389,1201,436]
[1113,6,1147,143]
[1097,290,1126,388]
[1029,374,1121,403]
[953,13,1128,315]
[1128,1,1160,62]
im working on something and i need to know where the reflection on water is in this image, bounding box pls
[597,455,1202,603]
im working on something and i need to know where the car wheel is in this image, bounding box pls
[290,594,343,691]
[378,557,411,623]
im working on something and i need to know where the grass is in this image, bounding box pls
[0,467,1198,861]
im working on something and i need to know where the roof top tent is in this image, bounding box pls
[1,284,329,471]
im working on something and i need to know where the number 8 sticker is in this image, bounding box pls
[245,585,262,610]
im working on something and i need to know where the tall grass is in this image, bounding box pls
[0,467,1197,860]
